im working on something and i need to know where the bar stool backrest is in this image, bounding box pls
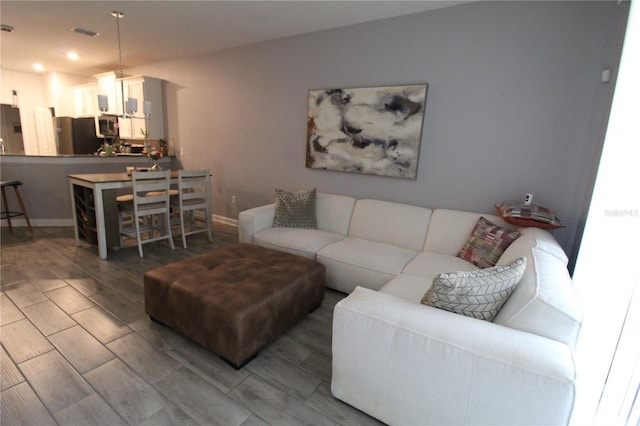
[132,170,171,216]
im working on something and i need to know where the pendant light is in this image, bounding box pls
[112,11,131,118]
[98,10,148,118]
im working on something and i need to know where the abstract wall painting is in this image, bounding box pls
[306,84,427,179]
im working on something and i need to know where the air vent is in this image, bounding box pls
[71,27,100,37]
[1,24,14,32]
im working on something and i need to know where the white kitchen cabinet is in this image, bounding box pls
[117,76,164,140]
[95,71,121,115]
[73,84,98,117]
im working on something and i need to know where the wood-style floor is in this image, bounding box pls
[0,225,383,426]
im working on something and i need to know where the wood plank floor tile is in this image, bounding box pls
[240,414,271,426]
[48,325,115,374]
[30,278,68,292]
[89,286,146,324]
[1,319,53,363]
[169,339,251,393]
[45,285,95,314]
[3,281,48,308]
[64,277,108,298]
[0,292,24,326]
[305,382,385,426]
[0,381,56,425]
[137,402,201,426]
[245,351,322,400]
[128,316,188,351]
[18,350,94,414]
[72,306,132,344]
[299,350,333,383]
[155,366,251,426]
[102,275,145,303]
[1,344,24,391]
[53,392,127,426]
[84,358,167,424]
[285,316,333,358]
[107,332,181,384]
[0,265,28,288]
[229,375,334,426]
[22,300,76,336]
[262,333,314,366]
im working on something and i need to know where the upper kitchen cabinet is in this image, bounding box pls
[73,83,98,117]
[91,73,165,140]
[95,71,120,115]
[117,76,164,140]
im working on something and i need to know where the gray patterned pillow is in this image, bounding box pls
[273,188,317,229]
[421,257,526,321]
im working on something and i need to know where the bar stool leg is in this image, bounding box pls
[1,186,12,231]
[13,185,33,233]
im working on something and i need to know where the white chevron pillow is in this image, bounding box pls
[421,257,527,321]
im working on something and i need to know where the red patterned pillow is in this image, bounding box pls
[458,217,521,268]
[495,202,565,230]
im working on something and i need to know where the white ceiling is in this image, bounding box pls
[1,1,465,77]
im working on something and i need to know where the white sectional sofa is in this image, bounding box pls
[238,193,582,425]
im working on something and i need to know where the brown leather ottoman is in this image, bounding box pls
[143,243,325,368]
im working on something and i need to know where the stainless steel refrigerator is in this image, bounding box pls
[54,117,100,155]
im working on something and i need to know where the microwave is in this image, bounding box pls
[96,116,118,138]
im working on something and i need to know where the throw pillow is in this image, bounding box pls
[273,188,317,229]
[495,202,565,229]
[457,217,520,268]
[421,257,527,321]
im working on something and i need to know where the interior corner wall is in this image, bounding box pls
[127,1,627,260]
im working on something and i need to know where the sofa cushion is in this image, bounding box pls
[421,257,526,321]
[423,209,508,255]
[493,247,582,346]
[317,237,419,293]
[458,217,520,268]
[348,199,432,251]
[253,227,344,259]
[273,188,317,229]
[402,252,478,280]
[379,273,435,303]
[316,193,357,235]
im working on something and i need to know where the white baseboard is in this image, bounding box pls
[1,218,73,228]
[212,214,238,228]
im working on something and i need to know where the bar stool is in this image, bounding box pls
[1,180,33,233]
[118,171,175,258]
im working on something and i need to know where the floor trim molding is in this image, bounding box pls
[212,214,238,228]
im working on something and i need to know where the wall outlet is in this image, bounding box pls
[231,195,237,205]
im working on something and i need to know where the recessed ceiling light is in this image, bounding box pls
[33,64,45,72]
[67,52,79,60]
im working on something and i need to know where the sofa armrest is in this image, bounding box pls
[238,204,275,243]
[332,287,576,425]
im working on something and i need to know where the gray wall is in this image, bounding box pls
[120,2,628,261]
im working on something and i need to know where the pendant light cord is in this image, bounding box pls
[113,11,124,79]
[112,11,126,118]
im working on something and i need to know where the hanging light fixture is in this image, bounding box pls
[112,11,133,118]
[98,11,147,118]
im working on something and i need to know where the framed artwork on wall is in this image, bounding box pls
[306,84,428,179]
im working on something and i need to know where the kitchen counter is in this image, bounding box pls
[0,154,178,227]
